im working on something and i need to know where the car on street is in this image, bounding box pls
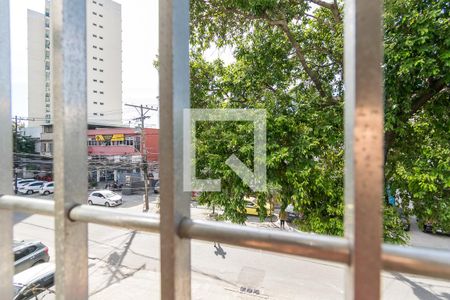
[285,204,302,223]
[244,197,273,217]
[421,219,449,234]
[39,182,54,195]
[13,240,50,274]
[13,263,55,300]
[14,179,36,189]
[88,190,123,207]
[154,181,160,193]
[18,181,44,195]
[396,208,410,231]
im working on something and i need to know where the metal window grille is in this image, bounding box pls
[1,0,450,299]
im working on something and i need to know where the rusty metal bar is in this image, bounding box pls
[383,244,450,280]
[344,0,384,299]
[52,0,89,298]
[0,0,14,297]
[2,195,450,280]
[159,0,192,297]
[179,218,350,264]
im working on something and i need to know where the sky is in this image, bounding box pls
[10,0,160,128]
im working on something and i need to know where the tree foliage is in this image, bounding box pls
[190,0,449,241]
[13,123,36,154]
[384,0,450,233]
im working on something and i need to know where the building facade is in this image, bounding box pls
[87,128,159,183]
[28,0,122,127]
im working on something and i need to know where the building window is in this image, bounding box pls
[126,137,134,146]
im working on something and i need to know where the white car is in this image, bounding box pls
[13,262,55,300]
[88,190,122,207]
[14,179,36,189]
[18,181,44,195]
[39,182,54,195]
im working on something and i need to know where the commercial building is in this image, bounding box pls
[87,127,159,183]
[36,125,159,184]
[27,0,122,127]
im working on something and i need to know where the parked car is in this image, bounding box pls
[18,181,44,195]
[396,208,410,231]
[154,181,160,193]
[13,240,50,274]
[39,182,54,195]
[14,179,36,189]
[420,219,449,234]
[243,197,273,217]
[13,263,55,300]
[285,204,302,223]
[88,190,123,207]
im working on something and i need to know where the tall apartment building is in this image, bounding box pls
[28,0,122,127]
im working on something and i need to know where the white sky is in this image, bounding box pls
[10,0,160,128]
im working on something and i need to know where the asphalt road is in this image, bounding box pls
[12,192,450,299]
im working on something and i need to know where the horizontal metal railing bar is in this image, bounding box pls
[0,195,54,216]
[69,204,160,233]
[178,218,351,265]
[383,244,450,280]
[2,195,450,280]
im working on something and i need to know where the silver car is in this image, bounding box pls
[13,263,55,300]
[14,240,50,274]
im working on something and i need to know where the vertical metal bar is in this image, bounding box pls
[52,0,89,298]
[344,0,384,299]
[0,0,14,298]
[159,0,191,298]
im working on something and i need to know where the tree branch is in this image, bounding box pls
[274,20,328,99]
[384,78,448,163]
[410,79,447,116]
[307,0,342,22]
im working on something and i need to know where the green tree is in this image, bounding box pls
[13,123,37,154]
[384,0,450,233]
[190,0,449,241]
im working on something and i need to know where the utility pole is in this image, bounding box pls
[14,116,18,194]
[125,103,158,212]
[12,116,37,194]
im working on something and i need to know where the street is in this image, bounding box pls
[13,192,450,299]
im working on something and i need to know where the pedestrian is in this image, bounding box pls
[279,207,287,229]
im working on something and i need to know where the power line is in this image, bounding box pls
[124,103,158,211]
